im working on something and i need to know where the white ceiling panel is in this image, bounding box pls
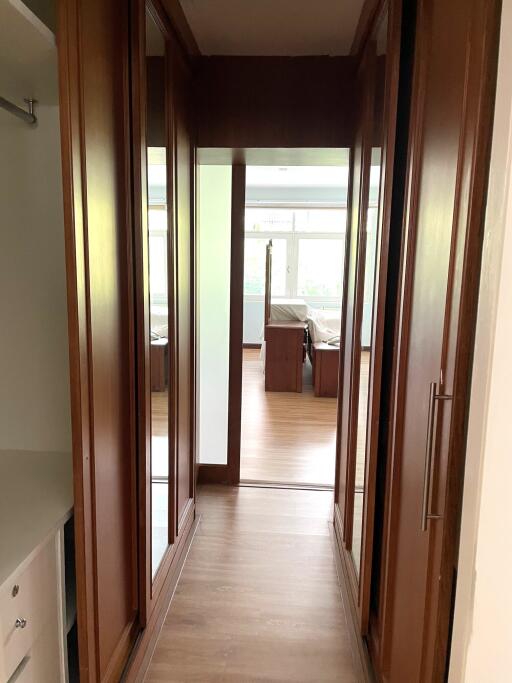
[179,0,365,56]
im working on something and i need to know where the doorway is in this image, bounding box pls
[238,161,350,488]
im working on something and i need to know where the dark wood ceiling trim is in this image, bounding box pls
[350,0,385,56]
[160,0,201,57]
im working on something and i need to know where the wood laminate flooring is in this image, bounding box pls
[145,485,359,682]
[151,390,170,576]
[240,349,337,487]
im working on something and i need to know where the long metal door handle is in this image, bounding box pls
[421,381,452,531]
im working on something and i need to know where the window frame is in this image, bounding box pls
[244,203,348,304]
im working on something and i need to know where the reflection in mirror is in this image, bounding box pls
[145,8,169,579]
[351,11,387,577]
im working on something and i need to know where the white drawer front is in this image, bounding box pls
[5,622,62,683]
[0,537,59,683]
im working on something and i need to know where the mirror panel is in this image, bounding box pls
[145,7,169,580]
[351,11,388,577]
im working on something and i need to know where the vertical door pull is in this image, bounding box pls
[421,381,452,531]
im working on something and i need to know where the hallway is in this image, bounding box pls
[146,485,358,681]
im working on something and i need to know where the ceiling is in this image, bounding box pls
[179,0,365,56]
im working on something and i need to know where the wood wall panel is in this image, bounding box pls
[195,56,357,149]
[58,0,139,679]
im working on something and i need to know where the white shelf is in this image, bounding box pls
[0,0,58,109]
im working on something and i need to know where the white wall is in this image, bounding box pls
[197,165,232,464]
[0,104,71,453]
[449,3,512,679]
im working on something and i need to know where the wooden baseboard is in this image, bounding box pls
[197,463,231,484]
[122,508,199,682]
[243,342,262,349]
[331,506,375,683]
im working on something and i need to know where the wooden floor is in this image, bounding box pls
[146,485,358,682]
[240,349,337,486]
[151,390,170,576]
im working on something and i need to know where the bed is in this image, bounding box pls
[150,304,169,391]
[150,304,168,339]
[270,298,309,322]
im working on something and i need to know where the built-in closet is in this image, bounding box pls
[333,0,500,681]
[55,0,198,679]
[0,1,77,680]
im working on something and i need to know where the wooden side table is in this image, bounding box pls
[151,338,168,391]
[312,342,340,397]
[264,321,307,393]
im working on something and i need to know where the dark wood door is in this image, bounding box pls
[58,0,139,679]
[380,0,500,680]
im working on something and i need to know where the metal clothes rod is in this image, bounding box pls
[0,97,37,124]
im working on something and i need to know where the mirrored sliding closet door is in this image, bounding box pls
[334,0,400,635]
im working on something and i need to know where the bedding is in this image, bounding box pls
[270,298,308,322]
[150,304,168,338]
[266,300,341,343]
[307,308,341,344]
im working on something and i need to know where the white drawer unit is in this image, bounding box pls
[0,533,66,683]
[0,452,73,683]
[4,617,66,683]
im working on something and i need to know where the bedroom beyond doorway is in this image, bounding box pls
[239,163,352,488]
[195,153,380,490]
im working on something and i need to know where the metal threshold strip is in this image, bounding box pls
[239,479,335,492]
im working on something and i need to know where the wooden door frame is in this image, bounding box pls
[195,163,245,487]
[226,164,246,485]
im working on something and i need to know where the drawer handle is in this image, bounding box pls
[12,584,19,598]
[14,618,27,629]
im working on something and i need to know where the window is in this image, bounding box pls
[148,206,168,304]
[244,238,286,296]
[244,207,347,301]
[245,208,293,232]
[294,209,346,233]
[297,238,344,297]
[147,147,168,306]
